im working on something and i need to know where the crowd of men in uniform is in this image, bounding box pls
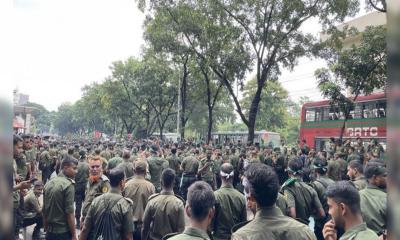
[13,133,387,240]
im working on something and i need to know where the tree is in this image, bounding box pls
[241,79,289,131]
[137,0,359,143]
[25,102,52,134]
[53,103,79,136]
[315,25,387,140]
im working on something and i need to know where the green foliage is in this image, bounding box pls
[25,102,52,134]
[315,25,387,139]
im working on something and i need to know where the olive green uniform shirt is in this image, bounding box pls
[16,153,28,179]
[359,184,387,234]
[212,185,246,240]
[142,191,185,240]
[123,175,156,222]
[118,160,135,179]
[339,223,378,240]
[167,154,182,176]
[181,155,199,175]
[231,206,316,240]
[25,148,37,163]
[282,178,323,223]
[168,227,210,240]
[82,175,110,219]
[148,156,169,192]
[75,160,89,185]
[198,158,215,183]
[43,172,75,233]
[352,176,367,191]
[84,188,134,240]
[24,190,41,218]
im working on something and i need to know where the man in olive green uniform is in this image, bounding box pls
[346,147,361,162]
[81,155,110,225]
[311,158,335,240]
[232,163,316,240]
[123,161,156,240]
[359,162,387,235]
[13,134,33,239]
[323,181,378,240]
[198,150,216,190]
[213,150,224,189]
[23,181,44,239]
[212,163,246,240]
[100,143,115,161]
[148,145,169,192]
[118,150,135,179]
[166,147,182,194]
[180,149,200,200]
[167,181,215,240]
[328,154,348,181]
[347,160,367,191]
[142,168,185,240]
[75,151,89,229]
[40,144,53,184]
[43,156,78,240]
[80,168,134,240]
[281,158,325,224]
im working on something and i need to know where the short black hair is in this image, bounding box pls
[326,181,361,214]
[161,168,175,188]
[313,157,328,174]
[187,181,215,221]
[61,155,78,168]
[364,161,386,179]
[108,167,125,187]
[288,158,303,176]
[67,147,74,155]
[244,163,279,207]
[171,148,177,154]
[14,134,23,146]
[348,160,363,174]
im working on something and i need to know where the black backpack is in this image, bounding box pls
[92,195,123,240]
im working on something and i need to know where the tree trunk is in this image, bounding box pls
[180,56,189,141]
[207,105,213,144]
[247,85,263,144]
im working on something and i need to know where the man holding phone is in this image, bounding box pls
[323,181,378,240]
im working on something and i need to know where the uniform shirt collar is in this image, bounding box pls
[354,175,366,181]
[339,223,368,240]
[220,184,234,189]
[160,190,174,195]
[366,183,383,191]
[110,187,122,195]
[183,227,210,239]
[256,205,283,218]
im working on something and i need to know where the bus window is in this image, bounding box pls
[377,101,386,118]
[315,108,322,121]
[363,102,376,118]
[306,109,315,122]
[323,107,330,120]
[354,103,363,119]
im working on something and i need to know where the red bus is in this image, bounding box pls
[299,92,386,151]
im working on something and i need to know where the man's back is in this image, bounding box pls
[212,185,246,240]
[232,206,316,240]
[359,185,387,234]
[142,191,185,240]
[148,156,169,191]
[123,176,156,222]
[43,173,75,233]
[84,191,133,240]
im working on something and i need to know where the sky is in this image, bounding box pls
[1,0,368,111]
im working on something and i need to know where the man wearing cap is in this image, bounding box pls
[359,161,387,235]
[148,144,169,192]
[124,161,156,240]
[23,181,44,239]
[211,163,246,240]
[311,158,335,240]
[118,150,135,180]
[166,147,182,194]
[100,143,115,161]
[347,160,367,191]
